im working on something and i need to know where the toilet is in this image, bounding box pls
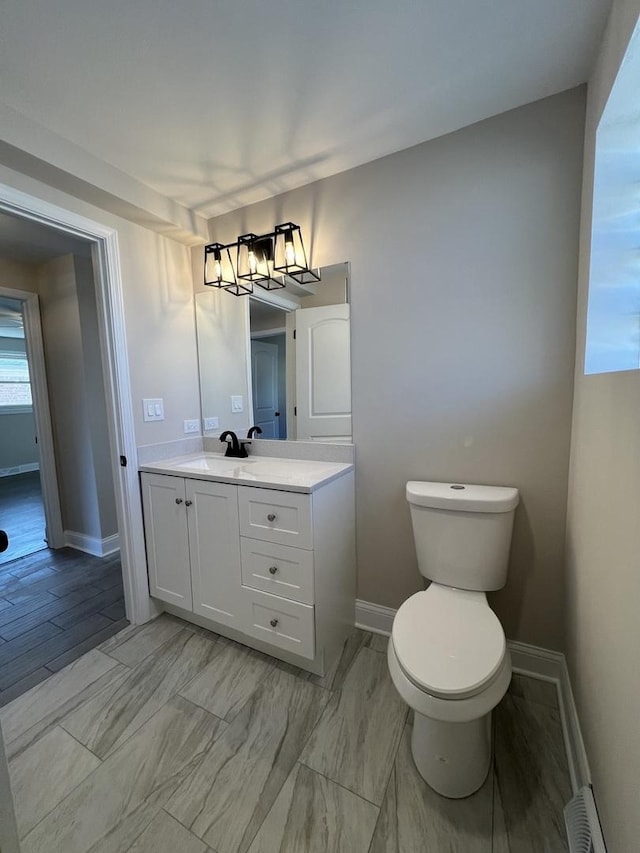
[388,480,519,799]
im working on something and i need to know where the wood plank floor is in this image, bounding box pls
[0,471,47,565]
[0,547,127,706]
[1,618,572,852]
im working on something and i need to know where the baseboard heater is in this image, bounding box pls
[565,786,607,853]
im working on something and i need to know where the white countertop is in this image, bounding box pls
[139,452,353,493]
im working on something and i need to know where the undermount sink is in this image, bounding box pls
[172,455,249,472]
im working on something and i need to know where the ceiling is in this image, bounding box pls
[0,0,610,219]
[0,211,92,264]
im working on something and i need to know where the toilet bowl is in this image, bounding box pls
[388,480,519,799]
[388,585,511,798]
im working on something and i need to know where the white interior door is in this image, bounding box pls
[251,340,279,438]
[295,304,351,441]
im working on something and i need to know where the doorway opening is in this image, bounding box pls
[0,296,46,564]
[0,212,131,704]
[249,301,288,440]
[0,183,156,708]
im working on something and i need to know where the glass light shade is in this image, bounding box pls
[273,222,321,283]
[204,243,236,289]
[237,234,272,283]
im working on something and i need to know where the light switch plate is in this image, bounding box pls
[204,416,219,430]
[183,419,200,434]
[231,395,243,413]
[143,398,164,422]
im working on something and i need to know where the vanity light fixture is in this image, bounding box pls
[236,233,285,291]
[203,222,320,296]
[273,222,321,284]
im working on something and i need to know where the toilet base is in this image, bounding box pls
[411,711,492,798]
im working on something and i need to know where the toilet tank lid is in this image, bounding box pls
[406,481,519,512]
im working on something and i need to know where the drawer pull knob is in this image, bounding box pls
[267,513,277,522]
[185,500,193,507]
[175,498,183,505]
[270,618,279,628]
[268,565,278,575]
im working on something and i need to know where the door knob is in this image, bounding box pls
[185,500,193,507]
[267,513,277,522]
[270,618,279,628]
[175,498,183,505]
[268,565,278,575]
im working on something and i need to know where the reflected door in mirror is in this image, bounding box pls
[251,340,280,438]
[296,304,351,441]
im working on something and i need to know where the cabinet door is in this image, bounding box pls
[187,479,242,628]
[141,473,192,609]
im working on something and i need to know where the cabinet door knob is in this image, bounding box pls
[267,513,277,522]
[185,500,193,507]
[268,565,278,575]
[270,618,279,628]
[175,498,183,504]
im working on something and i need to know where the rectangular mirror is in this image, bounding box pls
[196,262,351,443]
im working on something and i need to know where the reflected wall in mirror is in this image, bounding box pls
[196,262,351,443]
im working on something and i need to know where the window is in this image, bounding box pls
[584,19,640,375]
[0,350,33,413]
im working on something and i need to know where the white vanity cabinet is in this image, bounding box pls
[139,458,355,676]
[141,474,242,629]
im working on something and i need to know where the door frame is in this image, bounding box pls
[0,285,64,549]
[0,182,157,625]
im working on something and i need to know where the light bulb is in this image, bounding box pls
[248,250,257,274]
[285,238,296,266]
[214,259,222,280]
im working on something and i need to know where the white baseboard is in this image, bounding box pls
[355,598,591,793]
[64,530,120,558]
[0,463,40,478]
[355,599,396,634]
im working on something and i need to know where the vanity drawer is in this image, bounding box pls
[238,486,313,550]
[241,538,314,604]
[241,586,315,659]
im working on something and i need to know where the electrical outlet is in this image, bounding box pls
[183,419,200,434]
[231,395,243,413]
[204,416,219,430]
[143,398,164,422]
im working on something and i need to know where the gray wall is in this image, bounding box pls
[204,88,585,651]
[37,254,116,543]
[565,2,640,850]
[0,335,38,471]
[73,255,118,536]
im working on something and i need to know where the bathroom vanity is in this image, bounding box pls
[139,452,355,676]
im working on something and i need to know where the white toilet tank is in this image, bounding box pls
[406,481,519,591]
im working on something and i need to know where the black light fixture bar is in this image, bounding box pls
[204,222,320,296]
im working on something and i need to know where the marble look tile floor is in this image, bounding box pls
[0,616,572,852]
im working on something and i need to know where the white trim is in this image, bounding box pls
[0,462,40,478]
[355,598,396,634]
[0,285,65,548]
[558,654,592,792]
[64,530,120,558]
[354,598,591,794]
[0,182,159,626]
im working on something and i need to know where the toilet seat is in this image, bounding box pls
[392,585,505,700]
